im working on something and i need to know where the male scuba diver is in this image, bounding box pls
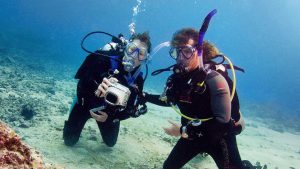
[63,32,151,147]
[146,28,241,169]
[144,10,255,168]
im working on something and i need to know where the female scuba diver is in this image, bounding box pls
[63,32,151,147]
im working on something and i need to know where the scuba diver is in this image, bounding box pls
[146,27,241,169]
[144,9,259,169]
[63,31,151,147]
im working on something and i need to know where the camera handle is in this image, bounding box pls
[131,91,148,117]
[130,103,147,118]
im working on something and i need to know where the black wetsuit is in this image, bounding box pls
[146,68,243,169]
[63,51,144,147]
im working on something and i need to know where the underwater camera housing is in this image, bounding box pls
[104,82,131,108]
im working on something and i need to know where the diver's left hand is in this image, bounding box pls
[90,110,108,122]
[163,120,181,137]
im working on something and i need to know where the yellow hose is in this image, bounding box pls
[223,55,236,101]
[171,104,213,121]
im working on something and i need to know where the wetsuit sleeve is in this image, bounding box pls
[144,75,174,107]
[206,71,231,123]
[144,93,171,107]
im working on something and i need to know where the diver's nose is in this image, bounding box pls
[177,53,185,62]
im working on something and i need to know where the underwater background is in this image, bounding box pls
[1,0,300,168]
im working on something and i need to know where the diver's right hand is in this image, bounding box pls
[95,77,118,97]
[163,120,181,137]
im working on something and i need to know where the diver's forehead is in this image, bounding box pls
[132,39,147,49]
[174,39,196,48]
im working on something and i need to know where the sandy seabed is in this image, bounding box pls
[0,53,299,169]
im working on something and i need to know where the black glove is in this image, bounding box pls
[137,92,147,105]
[129,104,147,118]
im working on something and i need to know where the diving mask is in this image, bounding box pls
[123,41,148,72]
[169,45,196,60]
[125,42,148,61]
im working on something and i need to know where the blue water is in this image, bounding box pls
[1,0,299,118]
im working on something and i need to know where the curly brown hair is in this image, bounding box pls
[131,32,151,53]
[202,40,220,62]
[171,28,198,47]
[170,28,220,62]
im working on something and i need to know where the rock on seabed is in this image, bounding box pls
[0,121,44,169]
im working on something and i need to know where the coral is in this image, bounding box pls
[0,121,43,169]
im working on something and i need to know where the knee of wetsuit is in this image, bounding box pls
[162,161,168,169]
[63,120,80,146]
[162,159,175,169]
[103,139,117,147]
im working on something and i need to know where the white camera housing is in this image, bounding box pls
[104,82,131,108]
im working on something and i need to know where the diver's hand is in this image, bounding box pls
[90,110,108,122]
[163,120,181,137]
[95,77,118,97]
[138,92,148,105]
